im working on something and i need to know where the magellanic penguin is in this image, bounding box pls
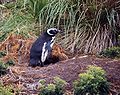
[29,28,61,67]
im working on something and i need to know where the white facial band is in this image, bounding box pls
[47,28,58,35]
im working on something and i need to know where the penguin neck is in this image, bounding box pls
[50,36,55,48]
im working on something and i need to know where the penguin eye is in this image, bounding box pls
[49,30,57,35]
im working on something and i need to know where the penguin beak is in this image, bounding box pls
[58,29,62,33]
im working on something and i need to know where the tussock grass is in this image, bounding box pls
[39,0,120,54]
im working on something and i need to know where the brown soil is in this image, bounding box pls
[1,55,120,95]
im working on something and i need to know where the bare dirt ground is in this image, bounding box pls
[1,55,120,95]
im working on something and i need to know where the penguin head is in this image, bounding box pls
[47,28,61,36]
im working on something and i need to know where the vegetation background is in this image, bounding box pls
[0,0,120,54]
[0,0,120,94]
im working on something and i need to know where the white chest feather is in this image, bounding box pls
[50,37,55,47]
[41,37,55,62]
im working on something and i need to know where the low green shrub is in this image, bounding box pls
[0,61,8,76]
[53,77,67,95]
[99,47,120,58]
[0,60,14,76]
[73,65,110,95]
[39,77,67,95]
[39,83,56,95]
[5,59,15,66]
[0,84,14,95]
[0,51,6,58]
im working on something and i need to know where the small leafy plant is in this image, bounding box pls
[39,77,67,95]
[99,47,120,58]
[73,65,110,95]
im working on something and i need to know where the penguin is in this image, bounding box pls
[29,28,61,67]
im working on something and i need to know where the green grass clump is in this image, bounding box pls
[73,65,110,95]
[28,0,48,21]
[39,77,67,95]
[99,47,120,59]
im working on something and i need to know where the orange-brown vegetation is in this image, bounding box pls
[0,33,68,65]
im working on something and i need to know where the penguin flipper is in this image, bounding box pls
[29,59,40,67]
